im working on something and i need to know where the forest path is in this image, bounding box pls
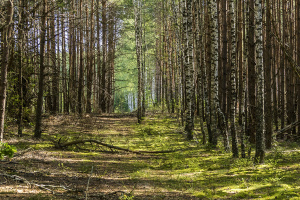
[1,114,300,199]
[1,113,201,200]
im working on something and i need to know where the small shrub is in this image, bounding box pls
[0,142,17,160]
[119,194,134,200]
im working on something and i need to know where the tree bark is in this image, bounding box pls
[183,0,194,140]
[248,0,256,144]
[254,0,265,164]
[17,0,26,137]
[86,0,94,113]
[101,0,107,113]
[134,0,143,124]
[0,0,13,142]
[34,0,47,138]
[229,0,238,157]
[265,0,273,149]
[78,0,84,115]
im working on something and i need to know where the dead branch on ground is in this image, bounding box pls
[55,138,194,154]
[0,173,75,194]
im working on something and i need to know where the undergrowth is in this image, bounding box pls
[6,114,300,199]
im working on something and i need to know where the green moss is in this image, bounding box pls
[10,114,300,199]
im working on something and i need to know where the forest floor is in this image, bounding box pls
[0,113,300,200]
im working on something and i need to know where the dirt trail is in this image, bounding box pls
[0,114,198,200]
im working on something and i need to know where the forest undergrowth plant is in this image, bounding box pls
[0,142,17,160]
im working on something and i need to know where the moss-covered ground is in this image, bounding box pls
[0,114,299,199]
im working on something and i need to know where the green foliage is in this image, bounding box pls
[9,114,300,199]
[7,57,35,126]
[114,0,158,112]
[230,158,254,169]
[119,194,134,200]
[0,142,17,160]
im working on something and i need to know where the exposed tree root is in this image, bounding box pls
[55,138,194,154]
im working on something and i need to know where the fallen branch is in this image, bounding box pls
[0,173,75,194]
[56,139,194,154]
[274,121,300,136]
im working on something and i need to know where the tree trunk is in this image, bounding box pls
[61,12,68,114]
[265,0,273,149]
[101,0,107,113]
[297,0,300,135]
[97,0,101,112]
[51,8,58,114]
[34,0,47,138]
[134,0,143,124]
[254,0,265,164]
[248,0,256,144]
[280,0,285,132]
[221,0,227,118]
[86,0,94,113]
[0,0,13,142]
[229,0,238,157]
[78,0,84,115]
[183,0,194,140]
[17,0,25,137]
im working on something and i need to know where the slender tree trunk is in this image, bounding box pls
[34,0,47,138]
[229,0,238,157]
[194,0,206,144]
[280,0,285,132]
[265,0,273,149]
[78,0,84,115]
[205,0,212,144]
[57,14,61,113]
[241,0,248,158]
[248,0,256,144]
[86,0,94,113]
[134,0,143,123]
[272,0,278,132]
[297,0,300,135]
[221,0,227,118]
[97,0,101,112]
[51,8,58,114]
[238,0,243,125]
[101,0,107,113]
[61,12,68,113]
[254,0,265,163]
[0,0,13,142]
[183,0,194,140]
[18,0,25,137]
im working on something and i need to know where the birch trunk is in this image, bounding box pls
[254,0,265,163]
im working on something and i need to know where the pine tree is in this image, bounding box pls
[34,0,47,138]
[134,0,143,124]
[0,0,13,142]
[183,0,194,140]
[229,0,238,157]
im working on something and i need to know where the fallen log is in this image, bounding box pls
[56,139,193,154]
[274,121,300,136]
